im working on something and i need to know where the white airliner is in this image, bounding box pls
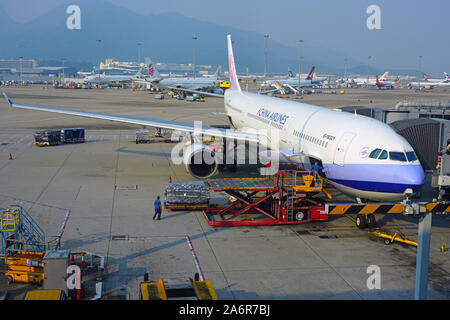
[422,72,449,83]
[352,72,389,86]
[138,61,222,92]
[83,65,149,84]
[408,73,450,88]
[2,35,424,201]
[260,66,324,90]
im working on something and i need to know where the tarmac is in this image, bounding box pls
[0,85,449,300]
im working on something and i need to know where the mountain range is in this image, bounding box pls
[0,0,420,76]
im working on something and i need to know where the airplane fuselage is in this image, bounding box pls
[224,89,424,201]
[158,77,218,91]
[83,74,136,84]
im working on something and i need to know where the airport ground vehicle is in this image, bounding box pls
[139,277,217,300]
[24,289,66,300]
[34,128,85,146]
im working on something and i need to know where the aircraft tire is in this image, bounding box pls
[356,214,368,229]
[367,214,376,228]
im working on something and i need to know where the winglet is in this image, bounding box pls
[2,92,13,106]
[227,35,241,92]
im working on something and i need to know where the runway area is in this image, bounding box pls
[0,85,449,299]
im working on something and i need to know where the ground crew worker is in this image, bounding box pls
[311,162,324,176]
[311,162,324,186]
[153,196,162,220]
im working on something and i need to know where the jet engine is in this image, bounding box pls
[183,143,219,179]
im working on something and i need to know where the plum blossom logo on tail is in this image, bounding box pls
[148,64,155,76]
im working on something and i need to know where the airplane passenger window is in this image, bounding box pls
[378,150,388,159]
[369,149,381,159]
[389,151,407,162]
[406,151,418,162]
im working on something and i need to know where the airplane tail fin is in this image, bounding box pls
[146,59,160,79]
[287,67,295,78]
[444,72,448,80]
[305,66,315,80]
[136,65,145,77]
[423,72,429,80]
[227,35,241,92]
[379,72,388,81]
[214,65,222,78]
[395,75,400,82]
[376,75,382,87]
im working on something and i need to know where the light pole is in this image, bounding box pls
[344,57,348,82]
[367,55,371,87]
[96,39,101,88]
[19,56,23,85]
[137,42,143,67]
[192,36,198,79]
[418,55,423,89]
[264,34,269,91]
[298,40,303,95]
[61,58,65,83]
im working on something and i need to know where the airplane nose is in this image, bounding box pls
[394,164,424,191]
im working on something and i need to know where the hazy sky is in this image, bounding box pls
[1,0,449,74]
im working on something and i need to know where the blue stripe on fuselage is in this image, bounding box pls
[323,163,424,194]
[327,178,422,193]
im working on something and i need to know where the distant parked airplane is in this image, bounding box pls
[83,65,149,84]
[260,66,325,90]
[352,72,389,86]
[137,60,222,91]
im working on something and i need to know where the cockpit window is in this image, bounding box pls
[369,149,381,159]
[389,151,407,162]
[379,150,388,160]
[406,151,418,162]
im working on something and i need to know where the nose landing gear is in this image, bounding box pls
[355,213,377,229]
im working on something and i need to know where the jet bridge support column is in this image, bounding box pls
[414,211,432,300]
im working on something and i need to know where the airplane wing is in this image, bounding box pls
[2,93,260,143]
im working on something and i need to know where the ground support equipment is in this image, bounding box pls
[202,171,329,226]
[140,277,217,300]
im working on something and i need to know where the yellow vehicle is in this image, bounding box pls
[217,80,230,88]
[4,250,45,284]
[140,278,218,300]
[25,290,66,300]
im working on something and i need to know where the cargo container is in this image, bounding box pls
[34,130,62,146]
[34,128,85,146]
[61,128,85,143]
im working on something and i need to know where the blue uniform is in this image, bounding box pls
[153,199,162,220]
[311,164,323,175]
